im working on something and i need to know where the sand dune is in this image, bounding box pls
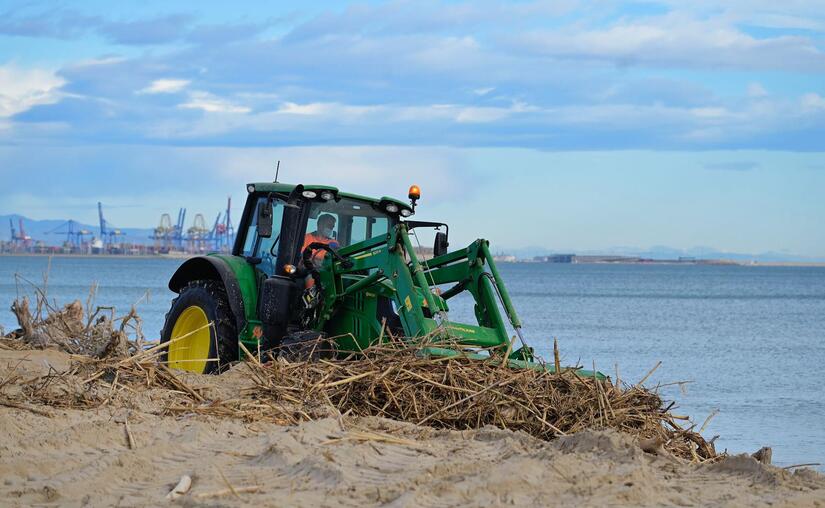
[1,348,824,507]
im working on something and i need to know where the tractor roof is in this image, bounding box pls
[248,182,414,214]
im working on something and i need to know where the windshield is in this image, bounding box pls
[306,197,393,248]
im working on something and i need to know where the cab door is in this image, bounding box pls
[240,195,286,277]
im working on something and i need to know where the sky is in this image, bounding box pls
[0,0,823,257]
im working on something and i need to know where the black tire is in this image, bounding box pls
[277,330,336,362]
[160,280,239,374]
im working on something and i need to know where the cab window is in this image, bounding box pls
[349,215,389,244]
[307,198,392,248]
[242,196,285,276]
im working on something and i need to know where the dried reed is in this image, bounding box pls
[2,293,718,463]
[245,337,718,462]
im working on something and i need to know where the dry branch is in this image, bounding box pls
[244,337,719,462]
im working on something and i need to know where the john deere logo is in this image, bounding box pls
[353,251,378,260]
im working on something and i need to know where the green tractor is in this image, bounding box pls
[161,182,599,377]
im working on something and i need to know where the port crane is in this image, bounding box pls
[47,220,93,249]
[152,208,187,252]
[210,197,235,252]
[9,218,32,251]
[186,213,210,253]
[98,202,125,248]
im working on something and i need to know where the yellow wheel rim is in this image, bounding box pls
[168,305,212,373]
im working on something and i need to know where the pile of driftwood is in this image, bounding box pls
[4,279,144,358]
[243,339,718,462]
[2,294,718,463]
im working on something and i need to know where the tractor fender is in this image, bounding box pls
[168,256,249,332]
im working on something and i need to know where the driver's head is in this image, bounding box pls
[317,214,336,238]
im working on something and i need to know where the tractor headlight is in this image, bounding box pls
[302,190,318,199]
[320,191,335,201]
[400,209,412,217]
[247,184,255,193]
[385,203,399,213]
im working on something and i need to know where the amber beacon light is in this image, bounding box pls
[408,185,421,209]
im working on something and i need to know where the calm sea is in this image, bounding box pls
[1,256,823,469]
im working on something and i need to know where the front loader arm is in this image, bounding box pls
[307,224,606,378]
[312,227,433,338]
[313,224,528,357]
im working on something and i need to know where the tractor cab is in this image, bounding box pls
[237,184,410,278]
[225,183,422,353]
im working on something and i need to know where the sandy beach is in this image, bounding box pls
[4,1,824,506]
[2,347,824,507]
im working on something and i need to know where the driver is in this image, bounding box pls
[303,214,339,266]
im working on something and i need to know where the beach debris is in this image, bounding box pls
[166,475,192,501]
[194,486,261,499]
[752,447,773,465]
[7,294,144,358]
[0,398,54,417]
[699,409,720,434]
[115,416,138,450]
[640,436,668,456]
[242,338,719,462]
[784,463,823,470]
[215,467,242,500]
[1,296,720,464]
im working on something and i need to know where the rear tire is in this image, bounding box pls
[161,280,238,374]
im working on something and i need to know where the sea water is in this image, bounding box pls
[1,256,823,469]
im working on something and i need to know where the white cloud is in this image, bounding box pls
[270,100,536,125]
[801,93,825,111]
[145,93,814,146]
[455,107,511,123]
[7,2,820,151]
[509,14,825,71]
[747,13,825,31]
[276,101,379,117]
[408,36,482,69]
[690,107,731,119]
[138,78,190,95]
[73,56,128,68]
[145,99,545,140]
[178,91,250,114]
[455,100,537,123]
[747,83,769,98]
[656,1,825,30]
[0,63,65,117]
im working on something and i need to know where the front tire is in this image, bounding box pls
[161,280,238,374]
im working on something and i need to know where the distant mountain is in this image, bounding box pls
[3,214,822,262]
[494,246,571,260]
[499,244,825,263]
[1,214,156,246]
[601,245,825,263]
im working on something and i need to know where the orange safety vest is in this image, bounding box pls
[302,232,336,264]
[302,232,336,287]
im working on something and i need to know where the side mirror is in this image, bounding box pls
[434,232,449,257]
[256,199,273,238]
